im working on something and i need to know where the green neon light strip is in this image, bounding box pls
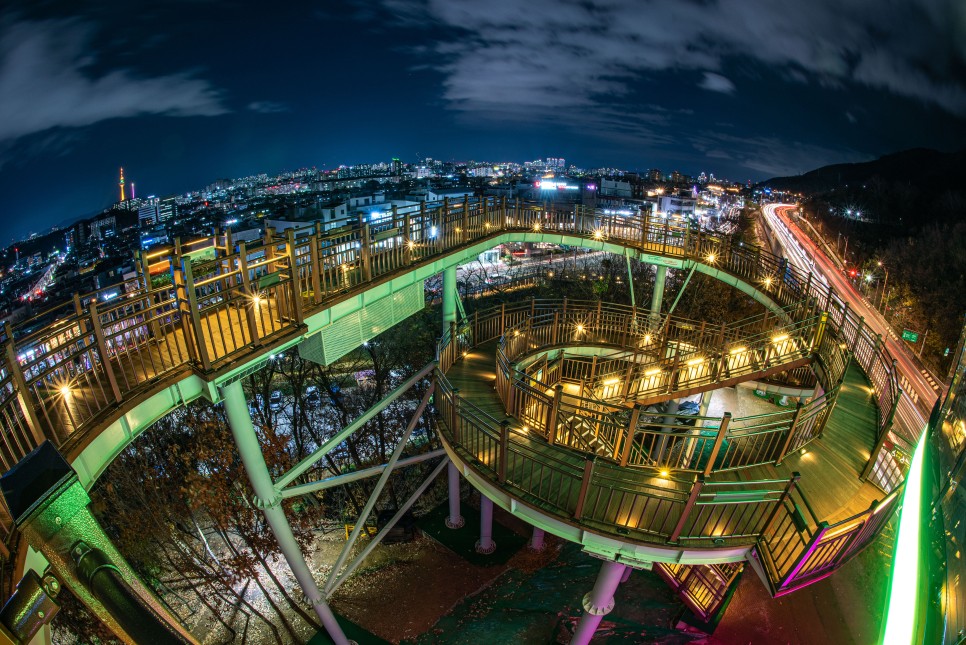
[881,431,926,645]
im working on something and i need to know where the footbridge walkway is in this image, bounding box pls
[0,196,921,642]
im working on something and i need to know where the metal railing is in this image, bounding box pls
[0,196,912,546]
[756,484,902,596]
[451,300,834,473]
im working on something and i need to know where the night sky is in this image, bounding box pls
[1,0,965,242]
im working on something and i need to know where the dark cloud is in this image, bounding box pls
[376,0,966,125]
[0,16,227,143]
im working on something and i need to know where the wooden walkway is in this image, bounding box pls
[446,341,885,527]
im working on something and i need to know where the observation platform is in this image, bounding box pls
[446,339,883,529]
[0,196,915,642]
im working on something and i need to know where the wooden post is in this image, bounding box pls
[236,242,262,347]
[4,340,45,446]
[360,222,372,282]
[778,521,830,590]
[619,405,642,466]
[450,388,461,443]
[310,223,323,304]
[88,302,123,403]
[498,420,510,483]
[72,293,90,337]
[775,402,805,465]
[762,473,801,536]
[860,381,900,481]
[404,211,414,264]
[573,455,597,520]
[136,252,163,341]
[703,413,731,476]
[285,229,305,325]
[552,311,560,345]
[181,261,211,370]
[547,385,563,445]
[669,475,705,543]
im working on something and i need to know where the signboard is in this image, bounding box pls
[901,329,919,343]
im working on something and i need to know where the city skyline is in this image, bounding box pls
[1,0,964,241]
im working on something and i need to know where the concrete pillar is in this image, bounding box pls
[442,264,458,335]
[221,380,351,645]
[650,265,667,328]
[571,559,627,645]
[475,496,497,554]
[529,527,546,552]
[445,462,465,529]
[698,390,713,420]
[620,567,632,584]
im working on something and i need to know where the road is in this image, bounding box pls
[760,203,938,437]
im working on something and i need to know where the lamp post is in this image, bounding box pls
[877,261,889,311]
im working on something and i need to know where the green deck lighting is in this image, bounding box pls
[880,431,926,645]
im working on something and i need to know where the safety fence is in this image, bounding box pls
[0,197,910,552]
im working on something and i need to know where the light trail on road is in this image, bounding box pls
[761,203,938,437]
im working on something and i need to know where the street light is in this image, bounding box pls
[877,261,890,310]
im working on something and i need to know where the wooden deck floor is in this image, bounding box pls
[446,341,885,526]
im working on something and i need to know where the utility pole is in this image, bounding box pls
[918,329,929,358]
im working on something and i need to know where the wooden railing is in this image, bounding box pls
[0,197,910,543]
[756,484,902,596]
[451,300,833,473]
[653,561,743,623]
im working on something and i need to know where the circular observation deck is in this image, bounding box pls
[436,299,900,572]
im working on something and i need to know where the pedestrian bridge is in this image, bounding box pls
[0,197,917,641]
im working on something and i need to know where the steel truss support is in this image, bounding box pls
[323,458,448,598]
[443,264,458,335]
[275,362,436,491]
[323,382,437,593]
[665,263,697,320]
[280,449,445,500]
[220,380,351,645]
[649,265,668,329]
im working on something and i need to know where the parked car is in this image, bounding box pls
[305,385,321,408]
[269,390,283,412]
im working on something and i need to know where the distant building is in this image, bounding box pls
[656,192,697,218]
[157,196,178,223]
[138,197,160,228]
[89,214,116,240]
[600,179,633,198]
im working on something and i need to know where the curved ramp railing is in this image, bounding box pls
[442,299,836,474]
[0,198,911,540]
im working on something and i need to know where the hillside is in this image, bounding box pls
[761,148,966,196]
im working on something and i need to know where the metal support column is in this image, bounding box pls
[650,265,667,329]
[220,380,352,645]
[475,496,496,554]
[442,264,458,336]
[529,527,546,552]
[571,559,627,645]
[445,462,464,529]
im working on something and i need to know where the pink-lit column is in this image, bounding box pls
[475,495,496,554]
[571,559,627,645]
[620,567,632,584]
[529,527,546,552]
[445,462,464,529]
